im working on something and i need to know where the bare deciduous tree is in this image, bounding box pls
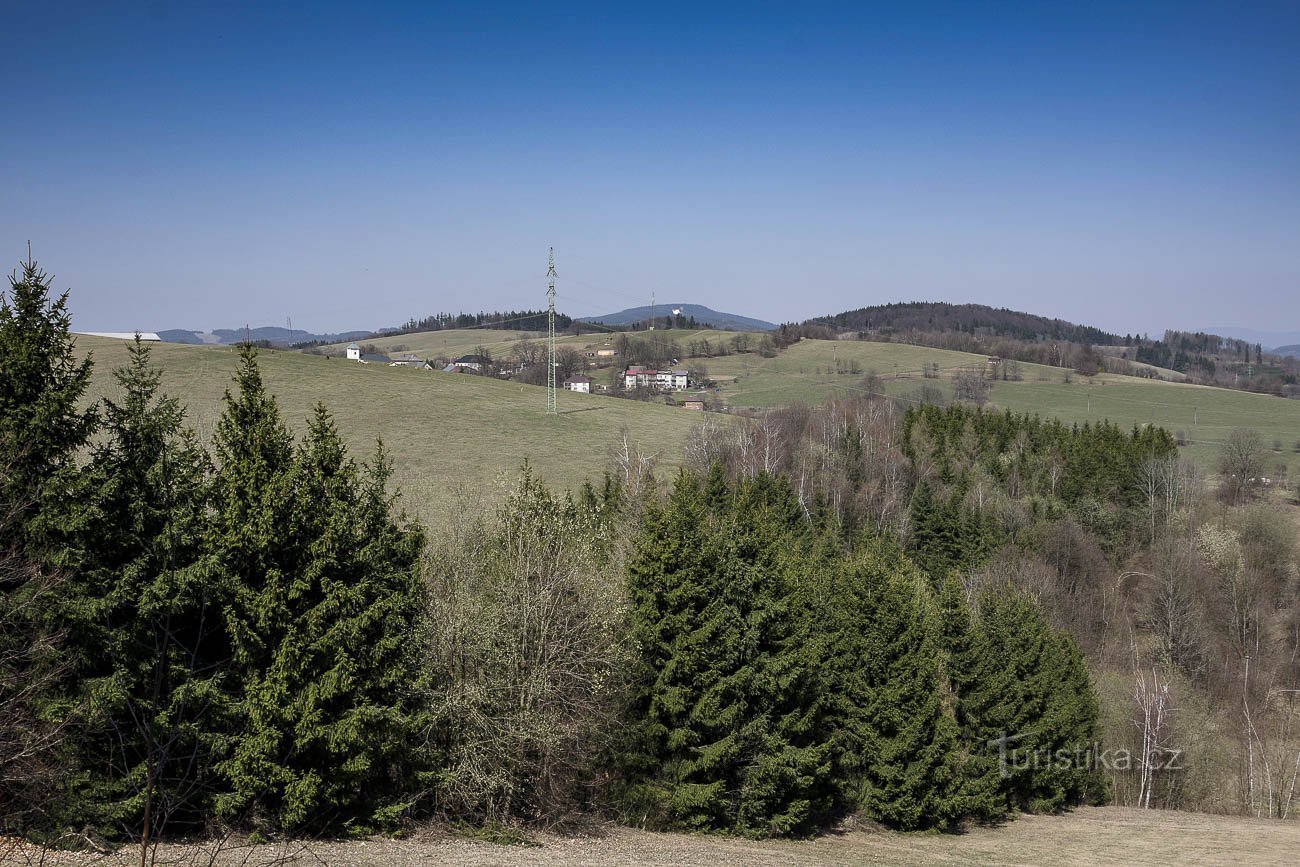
[1218,428,1267,505]
[426,469,632,823]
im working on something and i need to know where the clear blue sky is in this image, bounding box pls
[2,0,1297,336]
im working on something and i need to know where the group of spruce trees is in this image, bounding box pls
[2,257,1106,844]
[614,467,1104,836]
[1,260,427,840]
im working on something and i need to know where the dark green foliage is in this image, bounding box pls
[901,404,1175,509]
[0,255,97,831]
[211,351,428,833]
[69,338,225,837]
[936,574,1013,821]
[815,540,964,829]
[949,587,1105,816]
[0,255,96,551]
[620,470,832,836]
[907,480,1000,581]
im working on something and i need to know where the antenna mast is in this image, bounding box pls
[546,248,558,416]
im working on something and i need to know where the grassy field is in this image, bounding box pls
[14,807,1300,865]
[77,337,703,527]
[334,328,549,361]
[325,327,740,363]
[693,338,1300,477]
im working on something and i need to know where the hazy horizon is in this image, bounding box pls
[3,1,1297,337]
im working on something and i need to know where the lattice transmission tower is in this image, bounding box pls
[546,247,558,416]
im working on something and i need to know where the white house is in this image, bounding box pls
[656,369,690,391]
[623,367,657,390]
[449,354,489,372]
[623,366,689,391]
[564,375,592,393]
[346,342,361,360]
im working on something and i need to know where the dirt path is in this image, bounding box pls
[5,807,1297,866]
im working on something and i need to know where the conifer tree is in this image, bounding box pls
[819,541,963,829]
[963,588,1104,813]
[0,254,97,831]
[622,471,831,836]
[211,365,427,832]
[935,573,1009,821]
[71,337,224,841]
[203,346,299,828]
[0,253,96,549]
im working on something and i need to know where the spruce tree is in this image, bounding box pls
[212,366,427,833]
[0,254,97,831]
[71,337,224,841]
[819,541,963,829]
[0,253,96,548]
[961,588,1103,814]
[622,471,831,836]
[935,573,1008,821]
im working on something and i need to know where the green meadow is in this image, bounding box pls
[326,326,740,362]
[693,337,1300,477]
[77,336,703,527]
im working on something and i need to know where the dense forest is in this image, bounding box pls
[795,303,1300,395]
[803,302,1122,346]
[383,309,575,337]
[3,260,1298,859]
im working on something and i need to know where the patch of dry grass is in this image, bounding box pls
[9,807,1298,866]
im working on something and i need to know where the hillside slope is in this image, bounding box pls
[693,338,1300,475]
[77,337,703,526]
[582,303,777,331]
[804,301,1120,344]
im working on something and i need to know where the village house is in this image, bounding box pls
[623,366,657,389]
[682,395,707,411]
[564,375,592,393]
[347,342,393,364]
[389,353,432,369]
[445,353,490,372]
[623,366,690,391]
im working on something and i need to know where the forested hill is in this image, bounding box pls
[804,302,1122,345]
[581,303,777,332]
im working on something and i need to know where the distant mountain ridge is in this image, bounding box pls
[158,326,372,346]
[579,303,776,331]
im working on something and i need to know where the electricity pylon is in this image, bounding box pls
[546,248,557,416]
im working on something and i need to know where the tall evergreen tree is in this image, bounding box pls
[71,337,224,841]
[621,471,831,836]
[210,356,427,833]
[818,540,963,829]
[0,253,96,549]
[935,573,1009,821]
[962,588,1105,814]
[0,254,97,831]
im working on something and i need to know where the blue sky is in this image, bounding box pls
[2,1,1297,336]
